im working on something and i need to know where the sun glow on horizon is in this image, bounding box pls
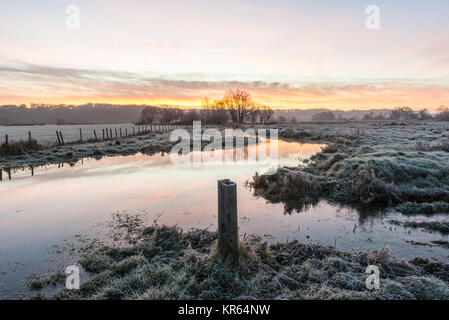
[0,0,448,111]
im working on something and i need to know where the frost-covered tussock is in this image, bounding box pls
[249,122,449,214]
[26,213,449,300]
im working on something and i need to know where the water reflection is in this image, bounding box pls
[0,139,448,297]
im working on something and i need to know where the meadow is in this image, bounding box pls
[250,121,449,216]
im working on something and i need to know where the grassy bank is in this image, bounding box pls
[0,132,177,169]
[0,127,258,170]
[25,213,449,300]
[248,121,449,215]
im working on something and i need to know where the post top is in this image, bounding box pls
[218,179,236,186]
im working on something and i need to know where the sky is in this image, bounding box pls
[0,0,448,110]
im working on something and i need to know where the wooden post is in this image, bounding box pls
[115,128,118,137]
[79,128,83,142]
[0,168,2,181]
[110,129,113,139]
[56,131,61,145]
[31,166,34,176]
[94,130,98,141]
[5,134,8,145]
[28,131,32,141]
[120,128,122,137]
[59,132,65,145]
[7,168,11,180]
[217,179,238,257]
[125,128,128,137]
[102,129,105,140]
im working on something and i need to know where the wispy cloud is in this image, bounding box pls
[1,61,448,110]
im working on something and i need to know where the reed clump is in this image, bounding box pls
[0,139,42,156]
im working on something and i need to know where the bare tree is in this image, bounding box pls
[160,104,178,123]
[249,106,261,124]
[418,108,431,120]
[180,109,201,124]
[220,89,256,124]
[259,105,274,124]
[201,97,229,124]
[199,91,272,125]
[436,106,449,121]
[390,106,418,120]
[139,106,159,124]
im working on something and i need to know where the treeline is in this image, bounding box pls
[0,103,146,125]
[138,89,274,125]
[363,106,449,121]
[2,96,448,126]
[306,106,449,123]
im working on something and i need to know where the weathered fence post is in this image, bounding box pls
[94,130,98,141]
[115,128,118,138]
[79,128,83,142]
[0,168,2,181]
[110,129,113,139]
[125,128,128,137]
[31,166,34,176]
[59,132,65,145]
[120,128,122,137]
[7,168,11,180]
[133,127,136,136]
[28,131,32,141]
[56,131,61,145]
[5,134,8,145]
[102,129,105,140]
[217,179,238,257]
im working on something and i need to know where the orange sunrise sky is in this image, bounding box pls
[0,0,448,110]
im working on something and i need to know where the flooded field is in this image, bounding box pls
[1,137,448,298]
